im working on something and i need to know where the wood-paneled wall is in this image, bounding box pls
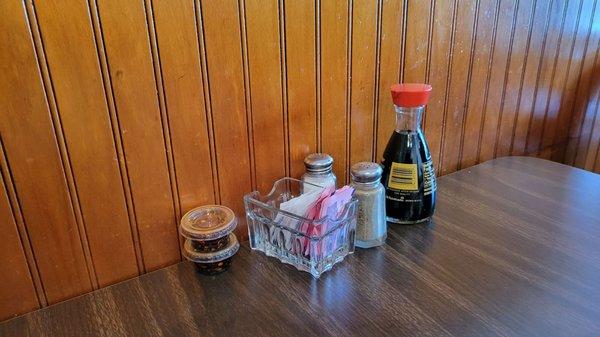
[1,0,598,320]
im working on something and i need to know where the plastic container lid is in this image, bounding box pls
[390,83,432,107]
[304,153,334,173]
[180,205,237,241]
[183,234,240,263]
[350,162,383,183]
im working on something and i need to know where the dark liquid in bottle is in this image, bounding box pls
[381,130,436,224]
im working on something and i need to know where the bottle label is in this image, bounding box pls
[423,160,437,196]
[388,162,418,191]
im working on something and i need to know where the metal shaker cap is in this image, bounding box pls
[351,162,383,183]
[304,153,334,173]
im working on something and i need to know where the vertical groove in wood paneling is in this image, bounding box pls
[143,0,183,250]
[0,138,46,308]
[0,138,44,314]
[238,0,257,192]
[350,0,378,165]
[424,0,453,172]
[460,0,500,168]
[96,0,180,270]
[371,0,383,162]
[456,0,482,170]
[584,94,600,169]
[25,0,99,290]
[437,0,458,174]
[244,0,286,193]
[572,40,600,167]
[278,0,291,178]
[510,0,553,156]
[478,0,519,162]
[399,0,408,84]
[285,0,318,178]
[537,0,571,159]
[549,0,587,161]
[1,0,93,303]
[542,0,585,160]
[403,0,432,84]
[440,0,479,175]
[0,156,39,320]
[492,0,521,159]
[87,0,145,274]
[494,0,537,158]
[595,135,600,172]
[200,0,252,238]
[321,0,350,181]
[525,0,565,156]
[563,0,598,164]
[346,0,353,184]
[375,0,404,163]
[151,0,217,216]
[316,0,322,152]
[474,0,501,164]
[578,54,600,168]
[193,0,221,205]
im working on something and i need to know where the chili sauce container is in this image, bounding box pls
[180,205,239,274]
[183,233,239,275]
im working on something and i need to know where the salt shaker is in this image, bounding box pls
[350,162,386,248]
[302,153,336,192]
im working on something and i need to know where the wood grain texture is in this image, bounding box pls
[2,0,600,319]
[510,0,553,156]
[0,166,39,319]
[439,0,478,175]
[495,0,536,158]
[539,0,582,159]
[375,0,404,163]
[321,0,350,183]
[0,0,93,305]
[553,0,597,163]
[2,157,600,336]
[32,0,139,287]
[244,0,286,193]
[525,0,565,156]
[151,0,217,212]
[200,0,253,237]
[425,0,455,172]
[285,0,317,178]
[350,0,379,165]
[459,0,498,168]
[564,0,600,166]
[479,0,518,162]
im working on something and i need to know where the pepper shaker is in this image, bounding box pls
[350,162,387,248]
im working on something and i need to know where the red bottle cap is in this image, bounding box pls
[390,83,432,107]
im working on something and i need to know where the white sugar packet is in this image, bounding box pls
[272,189,322,250]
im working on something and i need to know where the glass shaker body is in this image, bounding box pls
[351,162,387,248]
[302,153,336,192]
[381,85,437,224]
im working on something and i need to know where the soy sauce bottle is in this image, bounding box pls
[381,83,436,224]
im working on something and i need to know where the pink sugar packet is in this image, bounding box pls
[303,185,354,256]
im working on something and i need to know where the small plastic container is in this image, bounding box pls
[183,233,240,275]
[180,205,239,274]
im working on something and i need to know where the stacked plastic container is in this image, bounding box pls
[180,205,239,275]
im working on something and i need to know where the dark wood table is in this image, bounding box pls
[2,157,600,337]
